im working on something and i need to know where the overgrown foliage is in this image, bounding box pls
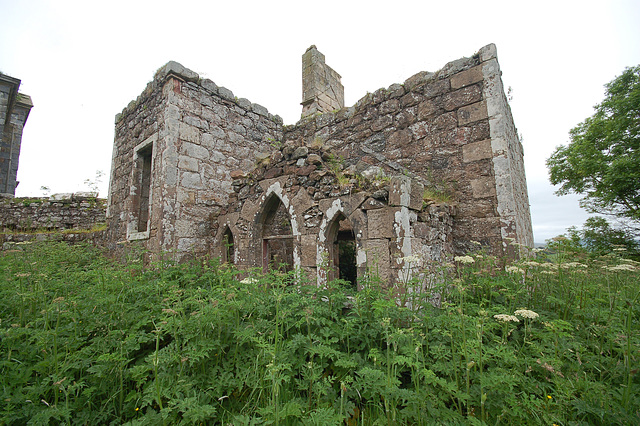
[564,216,640,260]
[547,65,640,223]
[0,242,638,424]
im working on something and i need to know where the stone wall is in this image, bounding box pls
[106,68,168,250]
[107,62,283,257]
[283,44,532,257]
[214,142,455,285]
[0,73,33,196]
[0,194,106,231]
[107,44,533,267]
[0,194,107,247]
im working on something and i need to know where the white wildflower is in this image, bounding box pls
[561,262,587,269]
[505,266,525,274]
[514,309,539,320]
[522,261,541,268]
[454,255,475,264]
[532,248,543,253]
[494,314,520,323]
[399,255,420,263]
[613,247,627,252]
[605,264,636,272]
[539,263,559,270]
[240,277,258,284]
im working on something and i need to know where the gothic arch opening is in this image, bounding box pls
[260,194,294,273]
[326,212,357,288]
[222,227,234,264]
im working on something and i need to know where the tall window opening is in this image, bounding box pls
[327,213,357,288]
[261,196,294,273]
[222,227,234,264]
[137,144,153,233]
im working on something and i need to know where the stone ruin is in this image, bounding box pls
[0,73,33,197]
[106,44,533,286]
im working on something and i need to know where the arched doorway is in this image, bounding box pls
[326,212,357,288]
[260,195,294,273]
[222,227,234,264]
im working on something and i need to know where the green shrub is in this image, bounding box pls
[0,242,638,424]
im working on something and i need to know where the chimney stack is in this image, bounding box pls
[301,46,344,118]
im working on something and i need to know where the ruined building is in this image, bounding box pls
[0,73,33,197]
[106,44,533,285]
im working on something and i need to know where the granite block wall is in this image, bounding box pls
[107,62,283,258]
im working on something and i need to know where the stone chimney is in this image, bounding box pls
[301,46,344,118]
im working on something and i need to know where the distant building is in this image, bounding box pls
[0,73,33,196]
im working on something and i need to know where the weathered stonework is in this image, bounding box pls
[106,61,283,256]
[0,73,33,196]
[106,44,533,283]
[213,149,455,285]
[301,46,344,118]
[0,194,107,247]
[0,193,106,231]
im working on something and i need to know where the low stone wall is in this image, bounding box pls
[0,193,107,248]
[0,193,106,231]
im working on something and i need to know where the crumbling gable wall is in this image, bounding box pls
[282,44,532,258]
[214,143,455,285]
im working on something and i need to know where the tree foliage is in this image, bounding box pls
[565,216,639,259]
[547,65,640,222]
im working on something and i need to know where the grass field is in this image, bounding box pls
[0,241,638,425]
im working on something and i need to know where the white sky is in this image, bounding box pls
[1,0,639,242]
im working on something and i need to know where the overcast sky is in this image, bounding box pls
[1,0,639,242]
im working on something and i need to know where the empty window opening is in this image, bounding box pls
[328,214,357,289]
[137,145,153,233]
[222,227,235,264]
[261,196,294,273]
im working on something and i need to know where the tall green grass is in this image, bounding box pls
[0,241,638,425]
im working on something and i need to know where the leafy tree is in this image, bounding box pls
[565,216,639,259]
[547,65,640,223]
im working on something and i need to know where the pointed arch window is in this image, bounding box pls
[326,212,357,288]
[260,195,294,273]
[222,227,235,264]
